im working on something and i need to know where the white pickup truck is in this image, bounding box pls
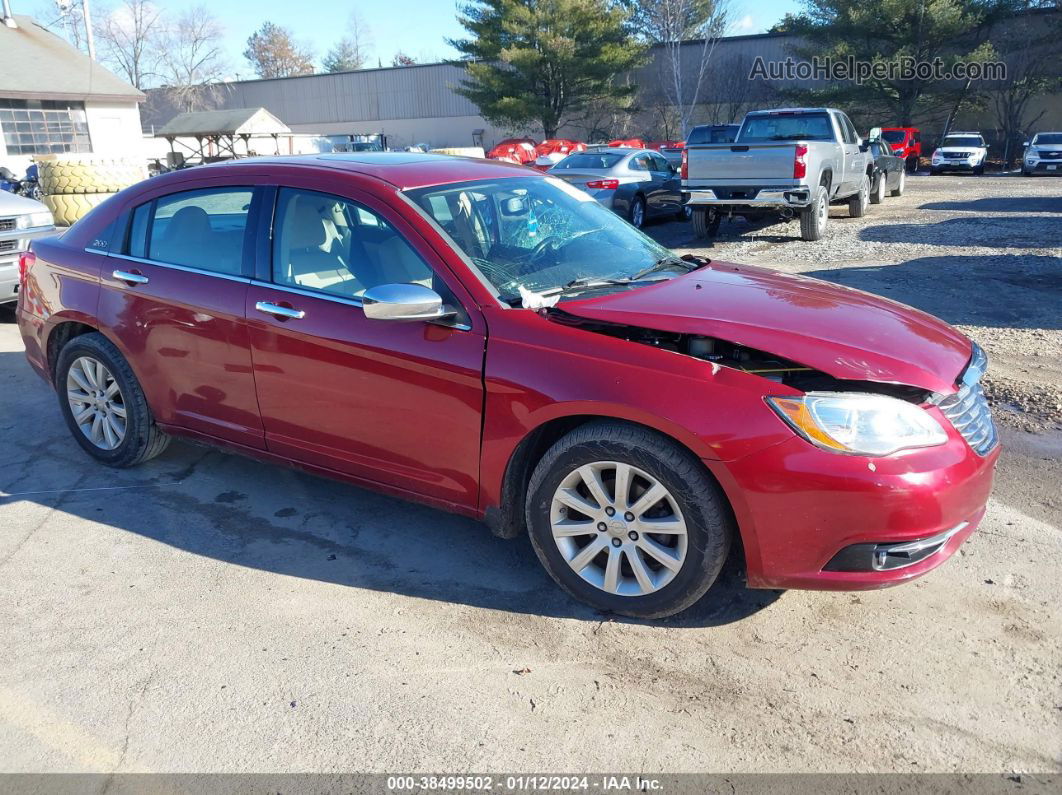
[682,107,875,242]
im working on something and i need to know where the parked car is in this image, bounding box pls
[683,107,874,242]
[879,127,922,172]
[649,140,685,168]
[487,138,538,165]
[536,139,586,158]
[548,147,685,227]
[686,124,740,145]
[930,132,989,175]
[17,153,999,618]
[866,136,907,203]
[608,138,645,149]
[1,188,54,305]
[1021,132,1062,176]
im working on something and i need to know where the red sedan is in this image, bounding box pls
[17,154,998,618]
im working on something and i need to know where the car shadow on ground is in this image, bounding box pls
[859,216,1056,248]
[0,351,779,628]
[919,195,1062,214]
[804,253,1062,331]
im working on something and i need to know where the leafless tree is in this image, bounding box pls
[39,0,88,52]
[94,0,164,89]
[157,6,228,112]
[629,0,732,138]
[323,11,373,73]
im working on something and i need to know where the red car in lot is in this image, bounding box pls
[879,127,922,172]
[17,154,998,618]
[487,138,538,165]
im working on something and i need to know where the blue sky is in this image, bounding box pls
[109,0,802,79]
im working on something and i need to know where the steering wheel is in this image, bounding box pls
[528,235,562,262]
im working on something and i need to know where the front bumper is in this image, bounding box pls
[706,416,999,591]
[932,160,981,172]
[1024,160,1062,174]
[684,186,812,209]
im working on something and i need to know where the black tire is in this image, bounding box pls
[55,332,170,467]
[525,421,733,619]
[905,156,918,173]
[799,185,828,241]
[848,174,870,217]
[691,206,720,238]
[975,164,985,176]
[870,172,886,204]
[890,168,906,197]
[628,195,646,228]
[930,168,941,176]
[1022,168,1032,177]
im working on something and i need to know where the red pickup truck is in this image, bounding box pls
[879,127,922,172]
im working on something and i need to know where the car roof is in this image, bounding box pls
[185,152,536,191]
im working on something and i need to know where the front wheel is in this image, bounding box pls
[56,333,170,467]
[848,175,870,217]
[525,422,733,619]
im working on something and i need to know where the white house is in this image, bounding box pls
[0,12,144,175]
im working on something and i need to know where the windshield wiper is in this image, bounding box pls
[629,255,698,282]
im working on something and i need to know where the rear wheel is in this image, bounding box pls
[691,206,720,238]
[905,156,918,173]
[526,422,733,619]
[870,172,886,204]
[890,168,906,197]
[628,195,646,228]
[55,333,170,467]
[848,175,870,217]
[799,185,828,241]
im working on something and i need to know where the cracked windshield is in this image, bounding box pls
[408,177,692,305]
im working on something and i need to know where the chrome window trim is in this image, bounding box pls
[248,279,472,331]
[108,252,252,284]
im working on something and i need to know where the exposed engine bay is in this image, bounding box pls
[546,309,930,402]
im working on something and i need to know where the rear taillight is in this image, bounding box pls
[18,251,35,288]
[680,149,688,180]
[585,179,619,190]
[793,143,808,179]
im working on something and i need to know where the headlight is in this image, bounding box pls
[767,392,948,456]
[16,211,53,230]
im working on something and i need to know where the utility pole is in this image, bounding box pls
[81,0,96,61]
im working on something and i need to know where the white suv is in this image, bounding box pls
[930,132,989,175]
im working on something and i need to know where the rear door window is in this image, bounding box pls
[145,188,253,275]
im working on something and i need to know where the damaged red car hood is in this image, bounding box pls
[562,261,972,394]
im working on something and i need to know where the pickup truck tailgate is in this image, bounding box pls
[687,143,796,182]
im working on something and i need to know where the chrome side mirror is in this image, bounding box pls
[362,283,452,322]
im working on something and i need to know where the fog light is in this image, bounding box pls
[823,522,968,572]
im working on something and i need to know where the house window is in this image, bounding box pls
[0,99,92,156]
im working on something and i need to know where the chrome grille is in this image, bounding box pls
[0,239,16,253]
[0,218,14,233]
[934,344,997,456]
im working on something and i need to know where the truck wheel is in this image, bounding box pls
[799,186,828,241]
[890,169,906,197]
[870,172,886,204]
[906,156,918,173]
[974,164,985,176]
[525,421,733,619]
[55,333,170,467]
[848,175,870,217]
[691,207,720,238]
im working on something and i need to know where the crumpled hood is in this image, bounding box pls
[561,261,972,394]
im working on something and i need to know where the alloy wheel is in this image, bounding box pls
[66,356,127,450]
[549,461,688,596]
[631,199,645,228]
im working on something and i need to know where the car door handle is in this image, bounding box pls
[112,269,149,285]
[255,301,305,320]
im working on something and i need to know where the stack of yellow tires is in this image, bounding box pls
[36,155,147,227]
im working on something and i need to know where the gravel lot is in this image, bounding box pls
[0,174,1059,776]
